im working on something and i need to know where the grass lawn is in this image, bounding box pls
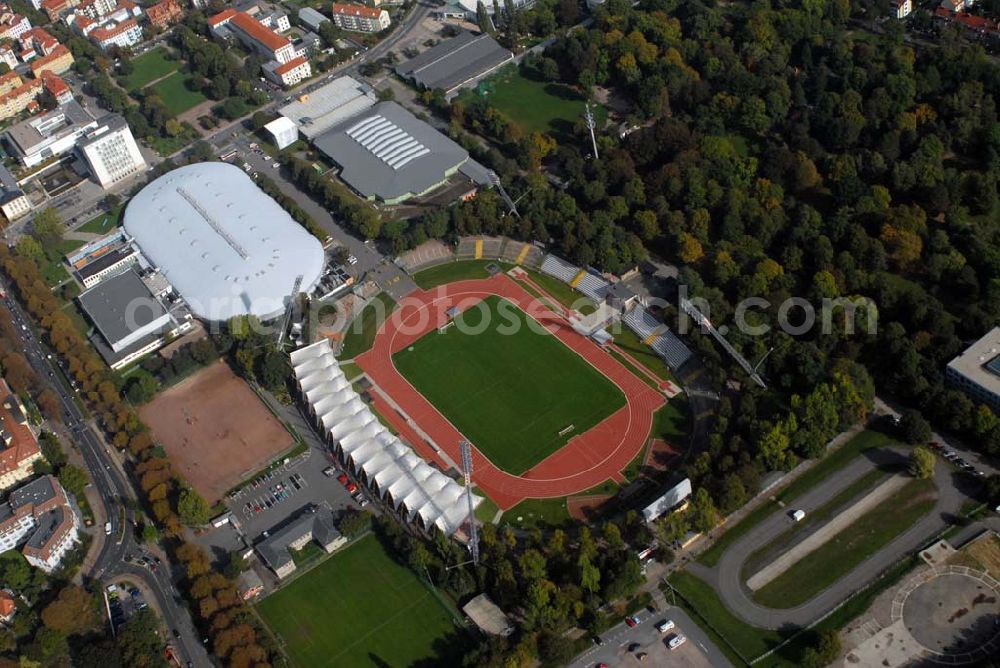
[77,206,123,235]
[698,429,900,567]
[148,72,207,115]
[480,67,604,139]
[504,496,571,529]
[666,571,785,664]
[338,361,363,381]
[741,468,888,578]
[612,325,676,383]
[624,397,691,480]
[257,534,463,667]
[122,48,178,91]
[40,239,84,287]
[753,476,936,608]
[393,295,624,474]
[339,292,396,360]
[411,260,511,289]
[474,495,499,523]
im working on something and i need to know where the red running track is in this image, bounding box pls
[355,274,665,510]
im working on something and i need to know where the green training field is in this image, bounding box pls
[123,48,179,91]
[148,72,207,116]
[479,67,606,139]
[257,534,461,667]
[393,295,625,474]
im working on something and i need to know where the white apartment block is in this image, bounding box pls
[0,476,79,573]
[330,3,390,33]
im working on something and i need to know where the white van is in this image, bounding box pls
[790,509,806,522]
[104,522,112,535]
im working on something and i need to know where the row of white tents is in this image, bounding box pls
[290,339,481,536]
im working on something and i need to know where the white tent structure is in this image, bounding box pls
[290,339,481,536]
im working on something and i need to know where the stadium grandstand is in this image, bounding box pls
[123,162,325,322]
[290,339,481,536]
[622,306,693,370]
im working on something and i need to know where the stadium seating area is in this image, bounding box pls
[540,255,580,284]
[622,306,693,370]
[576,271,610,302]
[290,340,480,536]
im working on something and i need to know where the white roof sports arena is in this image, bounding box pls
[291,339,481,536]
[123,163,324,321]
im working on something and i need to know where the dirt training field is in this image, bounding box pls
[139,361,293,503]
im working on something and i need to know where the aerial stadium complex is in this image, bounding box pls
[123,162,325,321]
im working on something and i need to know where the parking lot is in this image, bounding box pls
[105,582,149,632]
[569,607,720,668]
[195,404,366,561]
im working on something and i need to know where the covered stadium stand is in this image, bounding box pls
[290,340,480,536]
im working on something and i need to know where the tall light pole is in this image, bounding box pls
[584,103,599,160]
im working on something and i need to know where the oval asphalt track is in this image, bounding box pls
[688,447,967,630]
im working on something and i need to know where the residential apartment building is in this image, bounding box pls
[263,55,311,88]
[77,114,146,187]
[41,0,78,20]
[0,46,16,70]
[70,1,143,51]
[29,44,74,77]
[0,380,42,492]
[897,0,912,18]
[0,72,73,122]
[330,3,390,33]
[0,6,31,42]
[20,28,59,56]
[0,165,29,222]
[0,476,79,573]
[146,0,183,28]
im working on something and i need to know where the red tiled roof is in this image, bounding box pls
[91,18,137,42]
[41,0,70,13]
[0,592,15,619]
[331,3,382,19]
[30,45,72,77]
[147,0,182,26]
[73,14,96,31]
[207,7,237,27]
[0,70,20,88]
[231,11,289,51]
[0,380,40,480]
[273,55,308,75]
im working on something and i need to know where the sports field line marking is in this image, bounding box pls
[374,281,661,486]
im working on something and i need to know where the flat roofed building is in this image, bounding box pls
[123,162,325,321]
[463,594,514,636]
[314,101,491,204]
[947,326,1000,413]
[278,75,376,140]
[297,6,328,31]
[395,31,512,95]
[3,100,97,168]
[76,114,146,188]
[77,268,172,353]
[264,116,297,149]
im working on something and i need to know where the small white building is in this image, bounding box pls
[264,115,298,149]
[263,55,311,88]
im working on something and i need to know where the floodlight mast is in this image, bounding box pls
[460,440,480,566]
[584,103,599,160]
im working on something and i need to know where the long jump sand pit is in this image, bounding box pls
[139,361,293,503]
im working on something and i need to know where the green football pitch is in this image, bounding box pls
[257,535,462,667]
[393,296,625,474]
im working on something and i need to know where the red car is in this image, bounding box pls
[346,482,358,494]
[337,473,349,485]
[625,614,640,628]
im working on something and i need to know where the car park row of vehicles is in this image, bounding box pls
[241,472,307,518]
[928,442,988,477]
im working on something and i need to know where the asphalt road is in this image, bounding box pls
[689,446,966,630]
[0,287,211,667]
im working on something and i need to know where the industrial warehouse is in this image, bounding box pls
[394,30,513,95]
[313,101,492,204]
[122,162,326,321]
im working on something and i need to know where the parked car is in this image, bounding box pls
[337,473,349,485]
[346,482,358,494]
[655,619,675,633]
[104,522,112,535]
[323,467,336,477]
[668,634,686,650]
[625,614,640,628]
